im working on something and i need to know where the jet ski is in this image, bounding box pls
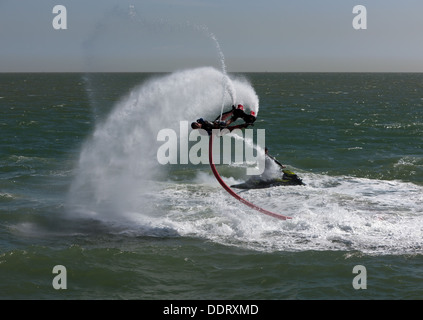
[231,170,305,189]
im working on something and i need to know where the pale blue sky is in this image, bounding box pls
[1,0,423,72]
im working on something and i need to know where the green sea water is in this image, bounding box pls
[1,69,422,300]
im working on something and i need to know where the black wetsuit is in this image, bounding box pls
[193,105,256,135]
[215,105,255,124]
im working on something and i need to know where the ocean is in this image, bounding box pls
[1,69,422,300]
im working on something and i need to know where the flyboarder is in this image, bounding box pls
[191,104,256,135]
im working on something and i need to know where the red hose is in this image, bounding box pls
[208,133,291,221]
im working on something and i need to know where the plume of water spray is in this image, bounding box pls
[188,22,237,119]
[206,31,234,120]
[67,67,259,223]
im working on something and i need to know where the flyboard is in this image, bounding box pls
[208,133,292,221]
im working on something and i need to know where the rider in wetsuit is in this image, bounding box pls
[191,104,256,135]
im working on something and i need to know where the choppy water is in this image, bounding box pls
[1,69,422,299]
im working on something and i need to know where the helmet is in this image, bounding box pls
[250,111,256,117]
[237,104,244,110]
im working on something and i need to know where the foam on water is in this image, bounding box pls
[152,173,423,255]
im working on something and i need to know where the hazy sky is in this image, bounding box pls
[1,0,423,72]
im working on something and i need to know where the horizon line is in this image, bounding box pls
[2,70,423,74]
